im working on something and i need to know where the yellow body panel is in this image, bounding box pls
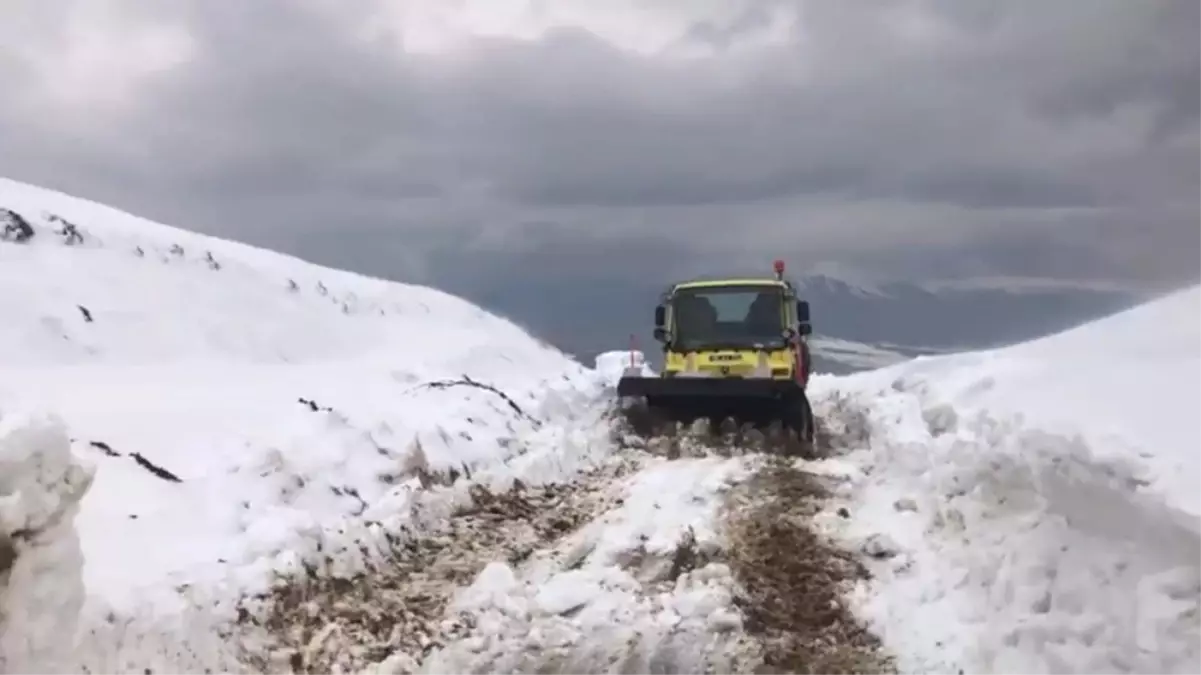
[663,348,796,379]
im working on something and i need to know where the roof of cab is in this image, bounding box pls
[671,278,788,290]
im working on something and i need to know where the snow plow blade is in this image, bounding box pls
[617,375,802,400]
[616,375,814,444]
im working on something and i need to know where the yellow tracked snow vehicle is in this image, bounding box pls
[617,260,815,443]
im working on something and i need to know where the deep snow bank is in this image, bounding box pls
[0,177,609,671]
[868,284,1200,518]
[0,412,94,673]
[817,284,1201,673]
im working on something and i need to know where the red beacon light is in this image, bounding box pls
[772,259,786,279]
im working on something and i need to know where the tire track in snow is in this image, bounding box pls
[683,393,894,674]
[723,457,893,674]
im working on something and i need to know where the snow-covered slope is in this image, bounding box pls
[0,178,566,368]
[4,174,1195,674]
[0,177,608,671]
[816,285,1201,673]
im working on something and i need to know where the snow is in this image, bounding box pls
[0,411,94,673]
[0,177,564,369]
[420,456,757,674]
[867,284,1200,519]
[0,177,608,671]
[817,284,1201,673]
[568,455,751,573]
[3,174,1198,673]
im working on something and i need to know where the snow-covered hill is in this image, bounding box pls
[0,179,572,369]
[2,175,1195,674]
[0,177,610,671]
[814,284,1201,673]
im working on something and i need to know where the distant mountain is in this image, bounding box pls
[790,274,1143,353]
[808,335,949,374]
[441,270,1146,376]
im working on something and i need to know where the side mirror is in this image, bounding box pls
[653,327,669,343]
[795,300,810,324]
[654,305,667,329]
[798,323,812,336]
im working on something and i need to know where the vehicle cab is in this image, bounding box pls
[651,260,811,382]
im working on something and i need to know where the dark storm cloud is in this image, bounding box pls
[0,0,1195,293]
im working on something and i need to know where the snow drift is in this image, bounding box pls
[0,177,607,671]
[817,284,1201,673]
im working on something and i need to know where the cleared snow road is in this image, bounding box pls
[238,392,895,675]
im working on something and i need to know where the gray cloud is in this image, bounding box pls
[0,0,1196,301]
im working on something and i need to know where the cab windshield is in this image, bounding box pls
[671,285,786,350]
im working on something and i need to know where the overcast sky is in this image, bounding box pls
[1,0,1197,298]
